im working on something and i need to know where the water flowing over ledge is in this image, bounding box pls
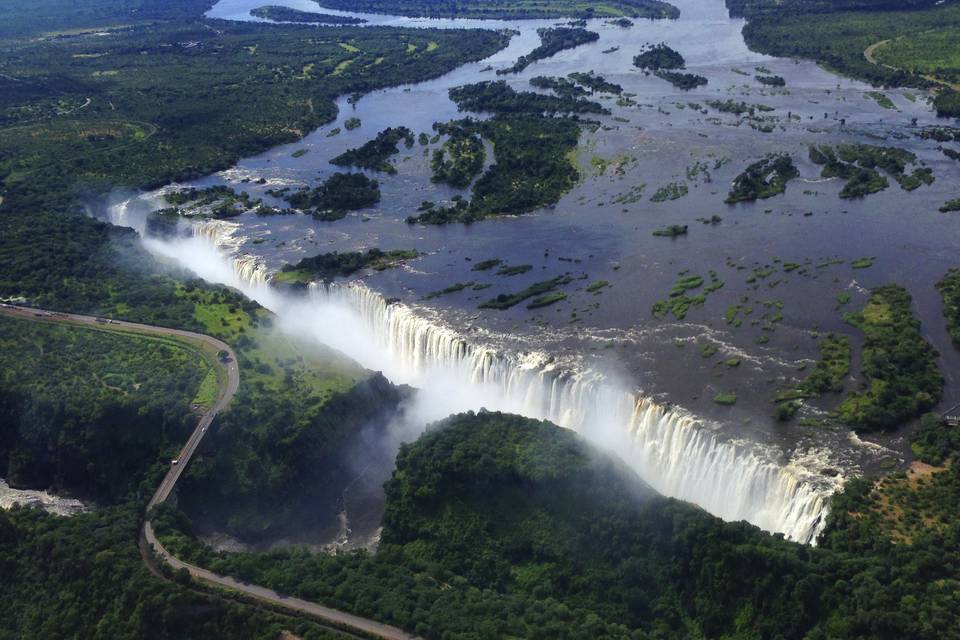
[107,200,842,543]
[309,281,839,543]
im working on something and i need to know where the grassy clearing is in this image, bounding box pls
[177,284,362,403]
[191,366,220,409]
[874,28,960,77]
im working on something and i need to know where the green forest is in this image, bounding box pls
[0,504,344,639]
[0,316,207,503]
[330,127,415,174]
[407,81,593,224]
[286,172,382,220]
[312,0,679,20]
[837,285,943,431]
[498,27,599,75]
[0,17,509,212]
[153,411,960,640]
[730,0,960,90]
[431,122,487,188]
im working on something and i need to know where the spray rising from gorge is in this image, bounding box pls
[106,196,843,543]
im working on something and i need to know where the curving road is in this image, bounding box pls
[0,305,419,640]
[864,38,960,91]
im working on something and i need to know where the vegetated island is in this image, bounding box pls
[274,249,420,285]
[810,144,934,198]
[158,185,268,220]
[313,0,680,20]
[430,121,486,188]
[725,153,799,203]
[407,81,600,225]
[633,42,686,70]
[530,75,590,99]
[651,272,723,320]
[331,126,415,174]
[285,172,381,220]
[250,5,367,24]
[498,27,600,75]
[755,73,786,86]
[836,284,942,431]
[633,43,707,89]
[478,274,573,310]
[652,224,688,237]
[568,71,624,94]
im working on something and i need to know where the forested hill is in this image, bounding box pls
[372,411,960,639]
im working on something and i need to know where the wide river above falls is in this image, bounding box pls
[108,0,960,544]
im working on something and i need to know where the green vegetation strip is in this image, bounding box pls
[313,0,680,19]
[499,27,599,75]
[837,285,942,431]
[479,275,572,310]
[275,249,419,284]
[936,268,960,346]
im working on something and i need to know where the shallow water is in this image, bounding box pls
[107,0,960,542]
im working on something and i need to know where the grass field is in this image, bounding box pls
[178,284,362,406]
[874,29,960,80]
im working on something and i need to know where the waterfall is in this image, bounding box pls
[104,196,840,544]
[309,282,840,544]
[193,220,271,286]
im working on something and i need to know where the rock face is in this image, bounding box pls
[0,479,87,517]
[182,372,408,545]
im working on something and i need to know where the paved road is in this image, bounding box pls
[143,521,417,640]
[1,305,419,640]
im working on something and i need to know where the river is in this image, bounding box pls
[103,0,960,544]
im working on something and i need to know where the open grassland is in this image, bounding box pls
[874,29,960,81]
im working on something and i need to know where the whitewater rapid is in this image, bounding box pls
[106,198,843,543]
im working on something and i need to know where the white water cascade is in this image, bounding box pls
[107,200,841,544]
[310,282,839,544]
